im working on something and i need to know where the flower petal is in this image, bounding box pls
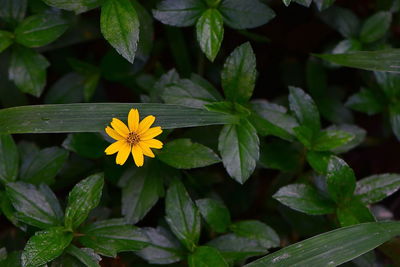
[105,140,125,155]
[142,139,163,149]
[128,108,139,132]
[111,118,129,137]
[132,145,144,167]
[139,142,155,158]
[105,126,124,141]
[140,127,162,140]
[116,142,130,165]
[137,115,155,134]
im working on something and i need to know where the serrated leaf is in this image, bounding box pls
[188,246,228,267]
[21,227,73,267]
[79,218,148,257]
[196,8,224,62]
[6,182,63,229]
[15,12,68,47]
[360,11,392,44]
[219,0,275,29]
[121,161,165,224]
[152,0,206,27]
[64,173,104,230]
[165,179,201,251]
[273,184,336,215]
[221,42,257,103]
[0,103,236,134]
[0,31,13,53]
[196,198,231,233]
[355,174,400,204]
[158,139,220,169]
[101,0,140,63]
[9,46,49,97]
[230,220,280,249]
[136,226,184,264]
[244,222,400,266]
[218,119,259,184]
[42,0,100,14]
[0,134,18,183]
[326,156,356,203]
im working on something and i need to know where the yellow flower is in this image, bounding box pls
[104,109,163,167]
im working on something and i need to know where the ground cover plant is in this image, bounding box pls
[1,0,400,266]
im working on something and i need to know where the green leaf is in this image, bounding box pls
[20,147,68,185]
[62,133,108,159]
[0,31,13,53]
[0,103,236,134]
[42,0,100,14]
[79,218,148,257]
[313,0,335,11]
[8,46,49,97]
[326,156,356,203]
[288,86,320,134]
[100,0,140,63]
[0,134,18,183]
[355,174,400,204]
[161,79,219,108]
[188,246,228,267]
[196,198,231,233]
[190,73,223,100]
[0,251,22,267]
[65,245,101,267]
[293,125,314,148]
[250,100,298,140]
[375,71,400,98]
[273,184,336,215]
[326,124,366,154]
[360,11,392,44]
[221,42,257,103]
[196,8,224,62]
[244,221,400,266]
[64,173,104,230]
[218,119,259,184]
[44,73,84,104]
[336,198,375,227]
[219,0,275,29]
[314,50,400,73]
[259,140,301,172]
[158,139,220,169]
[319,6,360,38]
[0,191,26,230]
[121,161,165,224]
[136,226,184,264]
[346,87,385,115]
[0,0,27,25]
[21,227,73,267]
[15,12,68,47]
[312,129,354,151]
[152,0,206,27]
[6,182,63,229]
[165,179,201,251]
[207,233,267,262]
[230,220,280,249]
[306,150,331,174]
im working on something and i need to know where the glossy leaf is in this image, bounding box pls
[196,8,224,62]
[0,103,236,134]
[312,129,354,151]
[327,124,366,154]
[158,139,220,169]
[360,12,391,44]
[230,220,280,249]
[152,0,206,27]
[6,182,63,229]
[21,227,73,267]
[9,46,49,97]
[165,179,201,251]
[0,31,13,53]
[196,198,231,233]
[355,174,400,204]
[273,184,336,215]
[101,0,140,63]
[326,156,356,203]
[188,246,228,267]
[244,222,400,266]
[0,134,19,183]
[221,42,257,103]
[219,0,275,29]
[79,219,149,257]
[64,173,104,230]
[65,245,101,267]
[306,150,331,174]
[218,119,259,184]
[42,0,100,14]
[15,12,68,47]
[336,198,375,227]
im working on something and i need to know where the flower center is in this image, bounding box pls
[126,132,140,145]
